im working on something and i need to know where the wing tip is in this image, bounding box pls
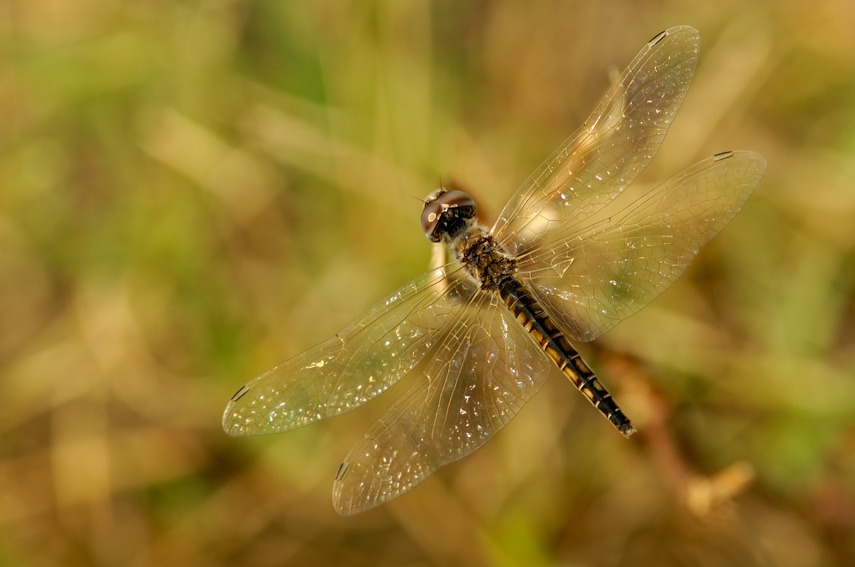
[651,25,700,47]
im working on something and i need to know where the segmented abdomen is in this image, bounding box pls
[498,278,636,437]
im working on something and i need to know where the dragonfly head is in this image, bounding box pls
[421,188,477,243]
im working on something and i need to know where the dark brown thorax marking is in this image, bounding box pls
[456,231,517,292]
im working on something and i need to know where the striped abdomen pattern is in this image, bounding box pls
[498,278,636,438]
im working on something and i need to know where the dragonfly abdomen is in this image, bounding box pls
[498,278,636,438]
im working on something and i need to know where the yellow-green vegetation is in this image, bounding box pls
[1,2,853,566]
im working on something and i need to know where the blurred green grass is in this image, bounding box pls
[1,1,854,566]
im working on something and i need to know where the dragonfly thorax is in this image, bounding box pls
[456,231,517,293]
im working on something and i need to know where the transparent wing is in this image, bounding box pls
[222,266,477,436]
[516,150,767,342]
[331,294,553,516]
[492,25,700,256]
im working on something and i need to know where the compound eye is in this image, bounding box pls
[420,196,444,242]
[420,190,477,242]
[438,190,476,214]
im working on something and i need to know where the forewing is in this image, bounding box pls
[517,150,767,342]
[331,294,553,515]
[223,267,477,436]
[493,25,700,256]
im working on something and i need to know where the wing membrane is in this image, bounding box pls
[223,267,477,436]
[517,150,767,342]
[331,294,553,515]
[493,26,700,256]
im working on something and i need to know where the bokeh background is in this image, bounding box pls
[1,1,853,565]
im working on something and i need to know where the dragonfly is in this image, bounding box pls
[223,25,767,516]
